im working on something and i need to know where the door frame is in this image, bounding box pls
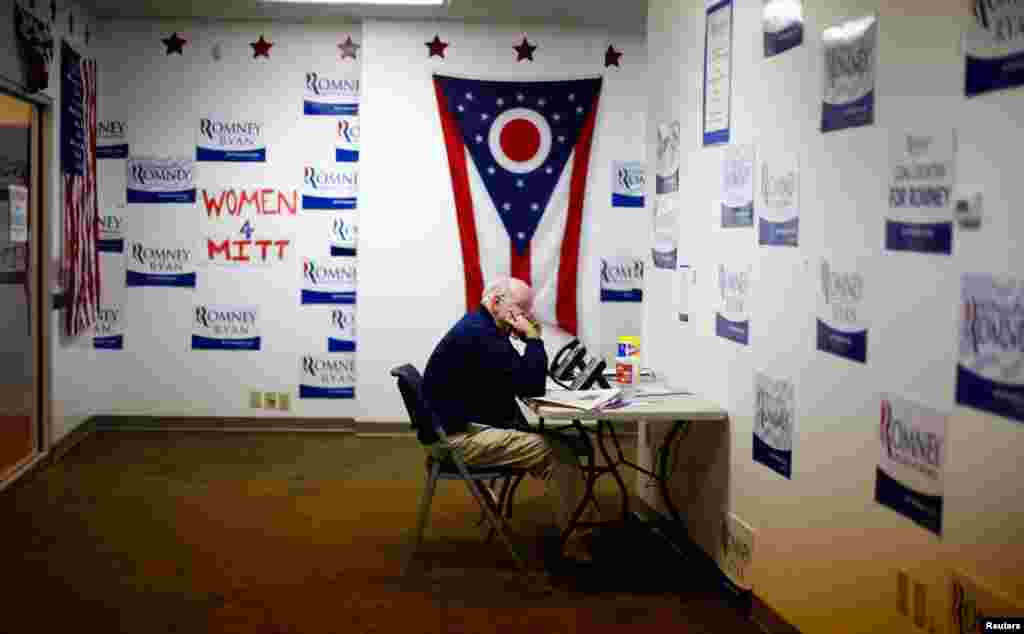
[0,82,53,487]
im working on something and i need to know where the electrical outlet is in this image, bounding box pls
[278,392,291,411]
[897,569,910,617]
[913,579,928,629]
[264,392,278,410]
[249,391,262,409]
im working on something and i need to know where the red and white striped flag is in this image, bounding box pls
[62,51,101,337]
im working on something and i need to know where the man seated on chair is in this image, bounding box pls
[422,276,599,563]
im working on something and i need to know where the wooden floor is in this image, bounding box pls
[0,415,33,476]
[0,430,763,634]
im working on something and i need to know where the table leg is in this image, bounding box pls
[595,420,630,522]
[655,420,690,526]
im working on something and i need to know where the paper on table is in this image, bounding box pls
[528,388,623,412]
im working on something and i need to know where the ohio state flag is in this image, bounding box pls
[433,74,602,336]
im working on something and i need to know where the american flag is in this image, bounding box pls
[433,74,602,336]
[61,48,100,337]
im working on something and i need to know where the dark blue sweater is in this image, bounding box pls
[422,307,548,436]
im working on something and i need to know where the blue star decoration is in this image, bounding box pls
[162,32,187,55]
[605,44,622,67]
[250,34,273,58]
[426,34,448,59]
[514,36,536,62]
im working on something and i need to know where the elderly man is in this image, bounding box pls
[422,276,597,562]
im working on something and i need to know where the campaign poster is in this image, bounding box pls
[612,160,645,208]
[653,121,680,270]
[97,119,129,160]
[126,157,196,204]
[821,15,878,133]
[191,304,260,351]
[704,0,733,146]
[957,273,1024,424]
[330,211,358,257]
[303,70,360,116]
[301,256,357,305]
[964,1,1024,97]
[677,263,692,323]
[763,0,804,57]
[92,304,124,350]
[196,116,266,162]
[816,257,868,363]
[299,353,356,399]
[754,372,795,479]
[328,305,357,352]
[876,395,946,536]
[721,145,754,228]
[336,115,360,162]
[600,256,644,302]
[124,240,196,288]
[302,164,358,210]
[716,262,752,345]
[886,130,955,255]
[758,152,799,246]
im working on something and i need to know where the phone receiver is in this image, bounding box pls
[550,338,586,382]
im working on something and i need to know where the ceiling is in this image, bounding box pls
[77,0,648,34]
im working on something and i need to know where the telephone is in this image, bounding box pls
[549,338,610,390]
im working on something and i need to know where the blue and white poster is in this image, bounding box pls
[763,0,803,58]
[126,157,196,204]
[721,145,755,228]
[196,117,266,162]
[716,263,751,345]
[301,256,357,305]
[329,211,358,257]
[92,304,124,350]
[327,305,357,352]
[191,304,260,351]
[125,240,196,288]
[821,15,877,133]
[957,273,1024,424]
[302,164,358,210]
[299,353,356,399]
[965,1,1024,97]
[703,0,733,146]
[816,257,868,363]
[612,161,645,208]
[98,209,125,253]
[600,256,644,302]
[876,395,946,536]
[886,130,955,255]
[97,120,129,160]
[653,121,679,270]
[758,152,799,246]
[754,372,795,479]
[336,115,360,162]
[303,71,360,116]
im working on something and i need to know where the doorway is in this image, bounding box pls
[0,91,44,480]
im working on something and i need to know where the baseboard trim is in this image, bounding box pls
[0,417,96,494]
[91,416,355,432]
[752,594,802,634]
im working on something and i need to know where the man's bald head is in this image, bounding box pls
[481,276,537,336]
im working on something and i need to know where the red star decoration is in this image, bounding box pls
[605,44,623,67]
[162,32,187,55]
[250,35,273,58]
[338,36,360,61]
[514,36,536,62]
[425,34,448,59]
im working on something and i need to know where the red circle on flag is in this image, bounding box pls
[499,119,541,162]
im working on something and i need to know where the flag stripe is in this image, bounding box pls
[556,90,601,337]
[510,243,531,285]
[433,78,485,311]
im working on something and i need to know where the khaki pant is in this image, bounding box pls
[444,425,599,532]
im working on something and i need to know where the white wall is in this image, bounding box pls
[644,0,1024,632]
[45,17,646,427]
[358,20,647,422]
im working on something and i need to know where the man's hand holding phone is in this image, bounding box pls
[509,312,542,340]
